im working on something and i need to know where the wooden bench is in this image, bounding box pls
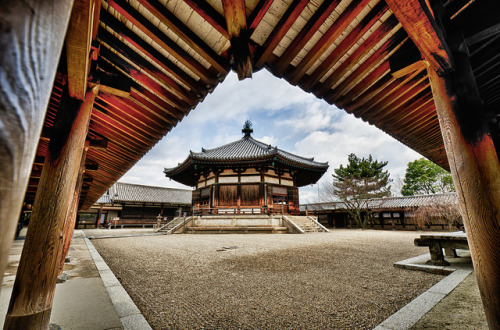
[414,232,469,266]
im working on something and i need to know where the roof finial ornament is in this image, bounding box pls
[242,119,253,137]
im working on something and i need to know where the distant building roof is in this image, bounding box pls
[301,193,458,212]
[164,124,329,187]
[96,182,191,205]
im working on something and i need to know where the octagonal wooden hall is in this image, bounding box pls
[1,0,500,328]
[164,121,328,215]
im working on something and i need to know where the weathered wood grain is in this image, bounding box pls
[66,0,95,100]
[428,68,500,329]
[59,142,89,275]
[385,0,453,75]
[0,0,74,291]
[5,87,97,329]
[222,0,252,80]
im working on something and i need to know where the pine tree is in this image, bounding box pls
[332,154,391,228]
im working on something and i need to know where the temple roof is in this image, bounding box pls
[191,136,328,168]
[165,128,328,187]
[96,182,191,205]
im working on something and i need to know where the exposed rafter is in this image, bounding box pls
[385,0,453,75]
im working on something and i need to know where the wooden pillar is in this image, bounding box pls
[97,203,104,227]
[4,87,97,329]
[0,0,74,289]
[58,142,89,275]
[428,68,500,328]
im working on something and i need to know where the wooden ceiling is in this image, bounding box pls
[25,0,500,209]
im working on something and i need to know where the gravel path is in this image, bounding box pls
[92,229,444,329]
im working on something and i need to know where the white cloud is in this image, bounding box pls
[120,70,423,202]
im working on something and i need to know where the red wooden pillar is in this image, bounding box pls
[0,0,74,288]
[4,87,97,329]
[58,142,89,275]
[428,68,500,328]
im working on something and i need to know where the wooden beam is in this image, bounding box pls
[89,138,108,150]
[428,67,500,328]
[391,60,426,78]
[0,0,74,291]
[316,16,400,97]
[254,0,309,68]
[99,9,207,94]
[326,33,408,104]
[385,0,453,75]
[98,48,191,112]
[106,0,216,85]
[338,62,393,110]
[274,0,340,76]
[356,69,428,118]
[222,0,253,80]
[97,27,195,103]
[5,86,98,328]
[66,0,96,100]
[184,0,228,38]
[288,0,372,85]
[135,0,229,74]
[248,0,274,31]
[301,0,389,91]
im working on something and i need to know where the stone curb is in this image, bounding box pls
[374,254,473,330]
[87,233,164,240]
[83,233,152,330]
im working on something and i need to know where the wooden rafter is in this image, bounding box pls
[385,0,453,75]
[98,47,191,111]
[288,0,372,85]
[222,0,253,80]
[98,27,197,103]
[135,0,229,74]
[248,0,274,31]
[99,9,206,94]
[66,0,97,100]
[301,0,389,91]
[184,0,229,38]
[315,16,400,97]
[323,32,408,104]
[338,63,393,110]
[355,68,427,117]
[106,0,216,84]
[254,0,309,68]
[274,0,340,76]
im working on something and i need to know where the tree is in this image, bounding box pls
[412,198,462,230]
[401,158,455,196]
[331,154,391,228]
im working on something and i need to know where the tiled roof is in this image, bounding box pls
[164,133,329,187]
[190,136,328,168]
[301,193,458,212]
[97,182,191,205]
[96,194,112,204]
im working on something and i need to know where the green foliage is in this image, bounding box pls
[332,153,391,228]
[401,158,455,196]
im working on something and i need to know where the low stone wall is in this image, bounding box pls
[184,215,289,234]
[191,215,282,228]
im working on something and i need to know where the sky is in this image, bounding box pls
[120,69,421,203]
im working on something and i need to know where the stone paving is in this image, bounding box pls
[92,229,446,329]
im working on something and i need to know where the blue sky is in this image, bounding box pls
[120,70,421,202]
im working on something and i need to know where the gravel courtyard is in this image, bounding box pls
[91,229,444,329]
